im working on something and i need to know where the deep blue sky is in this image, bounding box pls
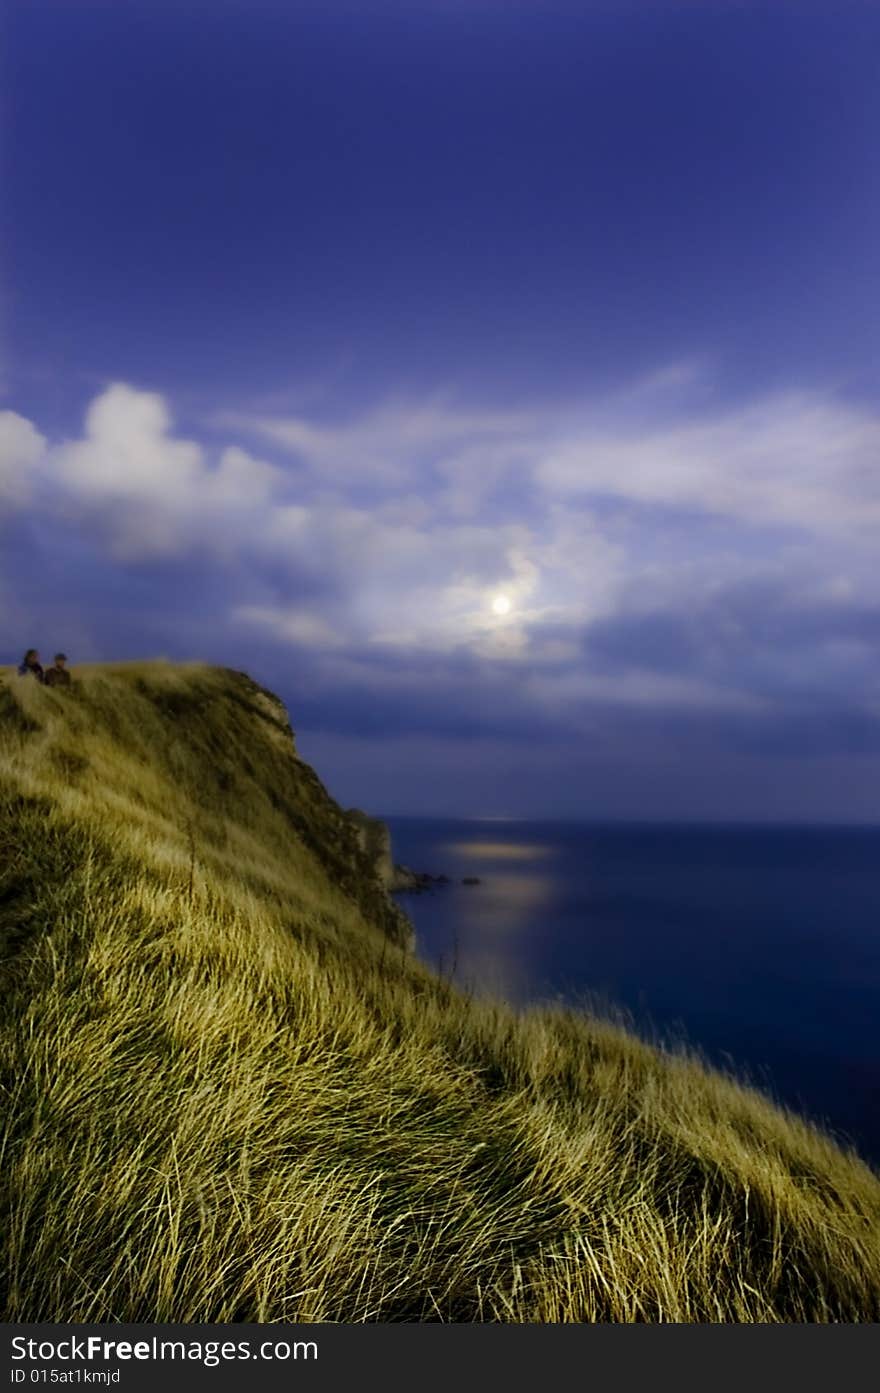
[3,1,880,819]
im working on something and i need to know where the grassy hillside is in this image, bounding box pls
[1,663,879,1322]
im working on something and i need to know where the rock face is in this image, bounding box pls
[227,670,298,751]
[213,682,416,947]
[345,809,451,896]
[216,675,413,949]
[346,807,396,888]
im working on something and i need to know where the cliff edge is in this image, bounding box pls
[0,661,412,960]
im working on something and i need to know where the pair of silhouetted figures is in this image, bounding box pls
[17,649,72,688]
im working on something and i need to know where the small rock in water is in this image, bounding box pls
[461,876,481,886]
[391,864,452,893]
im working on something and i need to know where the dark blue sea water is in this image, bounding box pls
[385,818,880,1167]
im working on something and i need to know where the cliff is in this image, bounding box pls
[345,806,396,887]
[0,661,412,960]
[344,806,437,893]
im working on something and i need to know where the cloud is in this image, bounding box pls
[0,411,46,510]
[231,604,344,650]
[213,445,281,507]
[216,394,538,494]
[49,383,283,559]
[537,392,880,535]
[6,371,880,820]
[5,375,880,781]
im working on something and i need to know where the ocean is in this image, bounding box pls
[385,817,880,1166]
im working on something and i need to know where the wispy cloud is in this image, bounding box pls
[215,395,537,491]
[230,604,344,650]
[537,392,880,535]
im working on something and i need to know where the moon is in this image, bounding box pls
[491,594,512,616]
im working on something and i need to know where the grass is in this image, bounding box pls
[1,661,878,1322]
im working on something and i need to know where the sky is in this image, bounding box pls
[2,0,880,821]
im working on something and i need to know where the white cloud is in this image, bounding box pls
[217,394,537,489]
[9,375,880,698]
[221,381,880,545]
[49,383,283,558]
[538,392,880,534]
[0,411,46,510]
[213,446,282,507]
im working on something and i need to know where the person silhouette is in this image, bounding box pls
[17,649,45,682]
[45,653,72,688]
